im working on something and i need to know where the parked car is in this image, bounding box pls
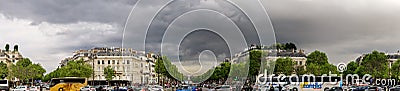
[29,86,39,91]
[80,86,96,91]
[176,85,191,91]
[149,85,163,91]
[215,85,231,91]
[352,86,369,91]
[389,85,400,91]
[326,87,343,91]
[367,86,383,91]
[12,86,29,91]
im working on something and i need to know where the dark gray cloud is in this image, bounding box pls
[264,0,400,64]
[0,0,136,24]
[2,0,400,73]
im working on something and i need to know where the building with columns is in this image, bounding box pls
[61,47,157,86]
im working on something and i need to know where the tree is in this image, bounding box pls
[305,50,337,75]
[248,50,262,83]
[320,63,339,74]
[343,61,358,75]
[5,44,9,52]
[284,43,297,50]
[16,58,32,67]
[274,58,295,75]
[10,58,46,85]
[391,59,400,80]
[306,50,329,65]
[357,51,389,78]
[43,59,93,81]
[306,63,321,75]
[294,65,306,75]
[104,66,115,85]
[14,45,18,52]
[0,62,7,79]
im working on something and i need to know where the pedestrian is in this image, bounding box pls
[269,84,274,91]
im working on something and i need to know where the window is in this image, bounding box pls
[127,60,130,64]
[102,60,104,64]
[122,60,125,64]
[117,60,119,64]
[300,61,303,65]
[108,60,110,64]
[97,60,100,64]
[113,60,115,64]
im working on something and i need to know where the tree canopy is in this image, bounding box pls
[356,51,389,78]
[391,59,400,80]
[0,62,7,79]
[43,59,92,81]
[305,50,338,75]
[104,66,115,82]
[9,58,46,83]
[343,61,358,76]
[306,50,329,65]
[274,57,294,75]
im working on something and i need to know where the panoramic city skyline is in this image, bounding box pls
[1,0,400,73]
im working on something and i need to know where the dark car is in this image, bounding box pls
[389,85,400,91]
[353,86,369,91]
[367,86,383,91]
[326,87,343,91]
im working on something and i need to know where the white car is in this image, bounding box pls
[149,85,163,91]
[12,86,28,91]
[80,86,96,91]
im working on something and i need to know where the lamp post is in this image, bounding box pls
[91,54,96,86]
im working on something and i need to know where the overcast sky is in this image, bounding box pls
[1,0,400,74]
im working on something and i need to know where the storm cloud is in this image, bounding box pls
[1,0,400,73]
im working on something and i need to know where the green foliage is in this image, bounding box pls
[343,61,358,75]
[357,51,389,78]
[294,65,306,75]
[249,50,262,77]
[274,57,294,75]
[154,56,186,82]
[16,58,32,67]
[306,63,321,75]
[43,59,92,81]
[391,59,400,80]
[0,62,7,79]
[305,50,338,75]
[306,50,329,65]
[29,64,46,79]
[270,43,297,50]
[104,66,115,81]
[9,58,46,83]
[5,44,9,52]
[284,43,297,50]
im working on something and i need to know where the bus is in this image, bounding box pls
[286,76,342,91]
[49,77,87,91]
[0,79,10,91]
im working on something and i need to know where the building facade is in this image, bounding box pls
[231,45,307,68]
[0,45,23,66]
[61,47,157,86]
